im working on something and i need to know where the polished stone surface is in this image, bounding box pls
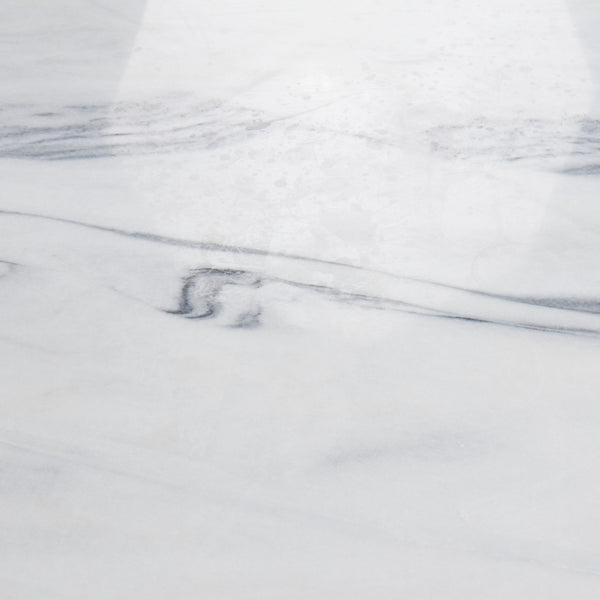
[2,1,600,598]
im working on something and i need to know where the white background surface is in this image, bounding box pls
[2,1,600,597]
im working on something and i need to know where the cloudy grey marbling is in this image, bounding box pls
[0,99,266,159]
[428,117,600,175]
[4,97,600,178]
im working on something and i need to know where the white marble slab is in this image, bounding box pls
[2,1,600,598]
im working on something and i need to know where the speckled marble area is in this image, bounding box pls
[2,1,600,598]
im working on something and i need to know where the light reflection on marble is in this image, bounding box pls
[2,1,600,598]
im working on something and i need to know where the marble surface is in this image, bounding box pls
[2,1,600,597]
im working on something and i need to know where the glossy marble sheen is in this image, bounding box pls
[2,1,600,598]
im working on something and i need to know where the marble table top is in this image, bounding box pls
[2,1,600,598]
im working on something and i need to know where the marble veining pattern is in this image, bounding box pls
[3,1,600,598]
